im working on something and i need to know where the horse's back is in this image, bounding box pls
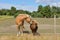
[15,14,31,25]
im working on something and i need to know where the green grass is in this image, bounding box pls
[0,15,14,21]
[0,16,15,26]
[0,15,13,18]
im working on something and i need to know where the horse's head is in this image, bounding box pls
[30,20,38,35]
[25,15,32,24]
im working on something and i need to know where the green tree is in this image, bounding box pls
[1,9,7,15]
[44,5,51,18]
[51,6,57,17]
[37,5,44,17]
[10,6,16,15]
[37,5,43,12]
[0,10,2,15]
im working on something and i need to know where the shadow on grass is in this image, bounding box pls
[33,32,40,36]
[23,31,40,36]
[23,31,30,34]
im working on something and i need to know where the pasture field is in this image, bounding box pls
[0,16,60,40]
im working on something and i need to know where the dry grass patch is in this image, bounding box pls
[0,34,60,40]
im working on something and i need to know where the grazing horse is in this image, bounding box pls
[30,20,38,35]
[15,14,32,36]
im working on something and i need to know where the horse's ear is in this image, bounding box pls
[36,23,38,26]
[30,20,32,24]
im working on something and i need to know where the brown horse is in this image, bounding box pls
[30,20,38,35]
[15,14,32,36]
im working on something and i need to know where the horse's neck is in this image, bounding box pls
[29,20,32,24]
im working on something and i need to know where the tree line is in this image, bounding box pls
[0,5,60,18]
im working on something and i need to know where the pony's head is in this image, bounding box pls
[30,20,38,35]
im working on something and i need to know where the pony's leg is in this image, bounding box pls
[16,25,20,37]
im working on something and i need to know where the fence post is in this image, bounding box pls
[54,15,57,40]
[54,15,56,34]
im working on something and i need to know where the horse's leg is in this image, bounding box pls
[20,25,24,35]
[17,21,24,36]
[16,25,20,36]
[20,21,24,34]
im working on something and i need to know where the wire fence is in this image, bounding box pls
[0,16,60,35]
